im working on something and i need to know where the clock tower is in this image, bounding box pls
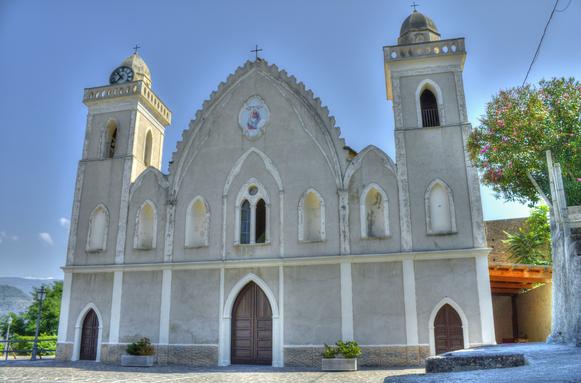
[66,52,171,266]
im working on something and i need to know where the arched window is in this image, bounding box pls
[185,196,209,248]
[235,179,270,245]
[425,179,456,234]
[255,199,266,244]
[134,200,156,249]
[360,184,389,239]
[86,204,109,252]
[298,189,325,242]
[144,130,153,166]
[103,120,118,159]
[240,200,251,244]
[420,89,440,127]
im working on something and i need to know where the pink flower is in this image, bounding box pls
[577,178,581,182]
[480,145,490,155]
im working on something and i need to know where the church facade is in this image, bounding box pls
[56,11,496,367]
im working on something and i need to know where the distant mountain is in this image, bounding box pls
[0,277,59,295]
[0,285,31,317]
[0,277,61,317]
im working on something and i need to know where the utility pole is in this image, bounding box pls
[31,286,46,361]
[4,316,12,361]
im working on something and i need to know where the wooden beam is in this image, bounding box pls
[491,282,536,290]
[490,275,551,283]
[492,289,520,295]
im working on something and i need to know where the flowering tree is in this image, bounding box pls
[468,77,581,206]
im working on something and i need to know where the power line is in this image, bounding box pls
[555,0,572,12]
[522,0,560,86]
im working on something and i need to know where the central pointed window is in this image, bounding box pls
[236,179,270,245]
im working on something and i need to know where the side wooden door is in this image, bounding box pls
[80,309,99,360]
[434,303,464,354]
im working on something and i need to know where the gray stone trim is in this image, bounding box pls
[461,124,486,248]
[67,162,85,265]
[395,131,413,251]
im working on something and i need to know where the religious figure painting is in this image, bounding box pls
[239,95,269,138]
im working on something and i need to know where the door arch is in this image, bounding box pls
[72,303,103,361]
[434,304,464,354]
[428,297,469,355]
[80,309,99,360]
[231,282,272,365]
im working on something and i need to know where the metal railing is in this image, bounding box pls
[1,338,57,361]
[421,107,440,127]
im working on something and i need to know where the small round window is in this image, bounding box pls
[248,186,258,196]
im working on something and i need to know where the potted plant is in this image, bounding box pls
[121,337,155,367]
[321,340,361,371]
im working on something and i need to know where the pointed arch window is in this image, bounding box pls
[425,179,457,235]
[134,200,157,249]
[103,120,118,159]
[298,189,326,242]
[86,204,109,252]
[235,179,270,245]
[420,89,440,127]
[144,130,153,166]
[360,183,390,239]
[185,196,210,248]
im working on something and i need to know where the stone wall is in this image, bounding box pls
[548,206,581,346]
[284,345,429,368]
[517,283,552,342]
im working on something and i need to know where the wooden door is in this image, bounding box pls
[434,304,464,354]
[80,309,99,360]
[231,282,272,364]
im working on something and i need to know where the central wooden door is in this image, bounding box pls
[80,309,99,360]
[231,282,272,365]
[434,304,464,354]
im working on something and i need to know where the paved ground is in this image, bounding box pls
[386,343,581,383]
[0,343,579,383]
[0,362,422,383]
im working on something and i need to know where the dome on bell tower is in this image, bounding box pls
[398,10,441,45]
[120,52,152,86]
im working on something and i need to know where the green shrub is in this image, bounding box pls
[321,343,337,359]
[336,340,361,359]
[126,337,154,356]
[3,335,57,356]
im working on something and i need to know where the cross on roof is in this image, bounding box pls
[133,44,141,55]
[251,44,263,60]
[411,2,419,11]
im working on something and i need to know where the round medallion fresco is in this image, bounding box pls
[238,95,270,139]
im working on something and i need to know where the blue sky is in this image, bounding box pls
[1,0,579,279]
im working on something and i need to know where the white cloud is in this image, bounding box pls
[11,235,19,241]
[0,231,18,243]
[59,217,70,228]
[39,232,54,246]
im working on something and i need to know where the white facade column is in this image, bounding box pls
[475,255,496,345]
[109,271,123,343]
[338,190,350,255]
[57,272,73,343]
[402,259,419,345]
[218,268,228,366]
[340,261,354,340]
[158,269,172,344]
[277,265,285,367]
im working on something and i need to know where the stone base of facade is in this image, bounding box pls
[284,345,430,368]
[83,343,218,366]
[56,342,73,361]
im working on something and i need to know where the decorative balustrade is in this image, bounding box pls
[83,81,171,124]
[384,38,465,62]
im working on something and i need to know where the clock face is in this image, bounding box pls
[109,66,134,84]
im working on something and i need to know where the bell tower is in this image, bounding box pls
[383,10,486,251]
[66,52,171,266]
